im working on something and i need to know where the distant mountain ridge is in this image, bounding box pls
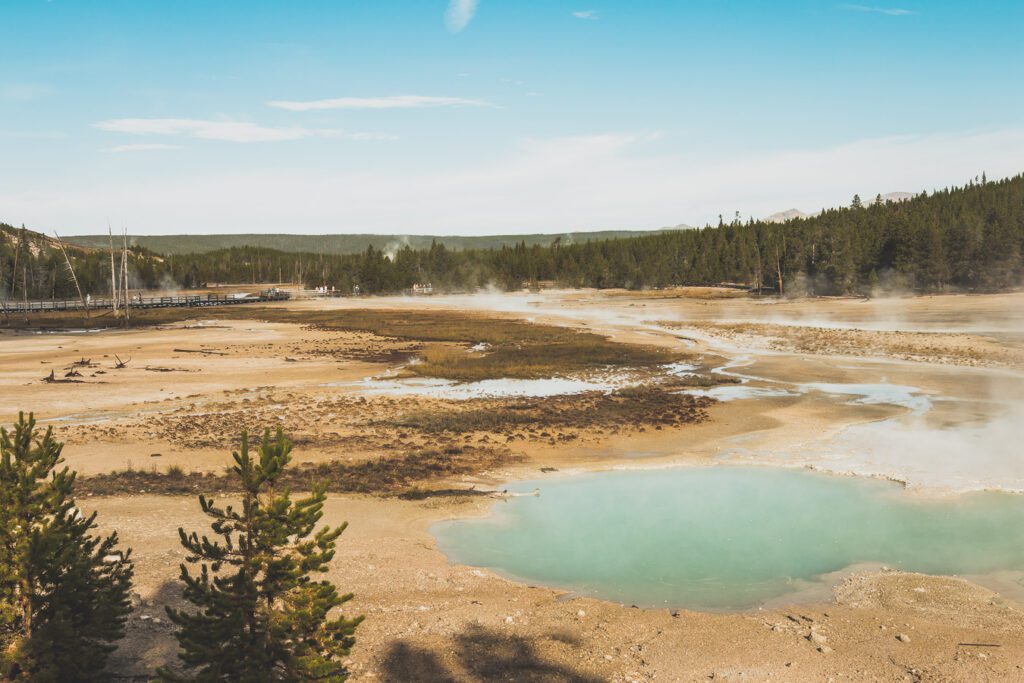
[764,192,914,223]
[64,230,677,256]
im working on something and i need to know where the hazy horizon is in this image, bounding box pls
[3,0,1023,236]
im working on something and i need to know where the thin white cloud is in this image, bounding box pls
[342,132,400,141]
[1,83,54,102]
[93,118,336,143]
[267,95,493,111]
[102,143,181,153]
[841,5,916,16]
[12,127,1023,235]
[0,130,67,140]
[572,10,599,20]
[445,0,479,32]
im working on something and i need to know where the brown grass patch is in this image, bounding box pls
[4,304,692,381]
[389,385,715,436]
[79,445,518,497]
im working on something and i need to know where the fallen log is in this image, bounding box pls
[172,348,228,356]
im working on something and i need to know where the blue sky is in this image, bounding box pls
[2,0,1023,235]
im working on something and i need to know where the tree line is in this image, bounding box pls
[0,414,361,681]
[4,172,1023,301]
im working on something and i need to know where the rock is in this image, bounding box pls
[818,645,833,654]
[896,633,910,643]
[577,609,586,617]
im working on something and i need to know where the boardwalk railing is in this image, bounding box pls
[1,291,290,315]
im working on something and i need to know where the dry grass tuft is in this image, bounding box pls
[79,446,518,497]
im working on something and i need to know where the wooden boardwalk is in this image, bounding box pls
[2,291,290,314]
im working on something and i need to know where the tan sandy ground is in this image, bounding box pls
[3,288,1024,681]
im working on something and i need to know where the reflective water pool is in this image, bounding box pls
[433,467,1024,611]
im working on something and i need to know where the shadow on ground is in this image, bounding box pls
[380,623,604,682]
[107,579,184,681]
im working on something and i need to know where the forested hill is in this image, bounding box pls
[3,173,1023,301]
[63,229,673,256]
[153,173,1023,296]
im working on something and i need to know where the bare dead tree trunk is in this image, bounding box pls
[10,233,20,301]
[775,246,784,296]
[108,222,119,316]
[121,226,131,322]
[53,231,89,320]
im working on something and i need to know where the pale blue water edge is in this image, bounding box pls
[431,467,1024,611]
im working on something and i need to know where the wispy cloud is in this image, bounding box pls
[102,143,181,153]
[841,4,916,16]
[266,95,494,111]
[1,83,54,102]
[16,127,1024,235]
[445,0,479,32]
[343,132,400,141]
[93,118,336,143]
[572,10,599,20]
[0,129,67,140]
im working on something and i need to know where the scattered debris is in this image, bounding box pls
[42,369,84,384]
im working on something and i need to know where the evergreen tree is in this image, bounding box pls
[160,429,362,682]
[3,172,1024,301]
[0,412,134,681]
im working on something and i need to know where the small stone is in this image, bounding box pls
[504,616,514,624]
[896,633,910,643]
[818,645,833,654]
[577,609,586,617]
